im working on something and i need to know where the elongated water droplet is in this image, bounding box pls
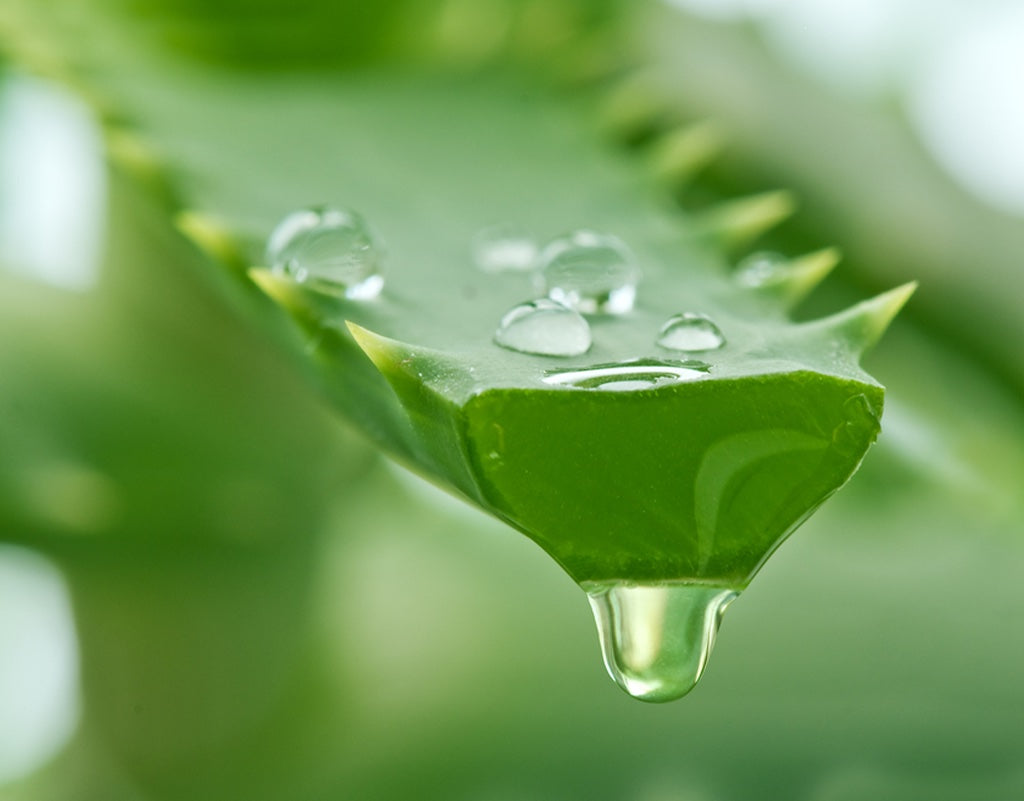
[494,299,591,357]
[545,358,709,391]
[584,582,738,702]
[472,224,537,273]
[656,313,726,352]
[537,230,640,314]
[266,206,384,299]
[734,251,787,288]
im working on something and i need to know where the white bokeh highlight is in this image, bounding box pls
[909,5,1024,216]
[0,546,80,785]
[0,73,106,290]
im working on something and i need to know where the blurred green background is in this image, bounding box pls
[1,1,1022,799]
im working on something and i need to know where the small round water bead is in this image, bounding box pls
[494,299,592,357]
[536,230,640,314]
[734,251,787,288]
[266,206,384,299]
[656,313,726,352]
[471,224,538,273]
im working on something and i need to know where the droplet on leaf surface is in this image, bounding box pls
[494,299,591,356]
[266,206,384,299]
[536,229,640,314]
[656,313,726,352]
[734,251,787,288]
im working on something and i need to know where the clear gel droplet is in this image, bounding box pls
[543,358,709,391]
[734,251,787,288]
[266,206,384,299]
[536,230,640,314]
[494,299,591,357]
[584,582,738,702]
[472,224,538,273]
[656,313,726,352]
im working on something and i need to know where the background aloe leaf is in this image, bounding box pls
[631,4,1024,397]
[0,166,367,549]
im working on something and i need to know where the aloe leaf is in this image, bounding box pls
[636,5,1024,396]
[164,71,909,589]
[0,3,913,594]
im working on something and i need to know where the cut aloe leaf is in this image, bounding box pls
[0,0,913,699]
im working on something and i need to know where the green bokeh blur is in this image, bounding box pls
[1,2,1022,799]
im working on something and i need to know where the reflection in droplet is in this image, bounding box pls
[584,581,738,702]
[472,224,537,273]
[694,428,828,572]
[734,251,787,287]
[543,358,709,391]
[494,299,591,357]
[656,313,726,352]
[266,206,384,299]
[536,230,640,314]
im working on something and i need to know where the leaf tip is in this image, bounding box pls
[247,265,281,297]
[768,247,841,307]
[247,266,316,323]
[176,210,246,272]
[346,321,410,372]
[702,190,796,250]
[598,72,669,143]
[345,320,380,356]
[106,126,178,202]
[650,120,727,186]
[825,280,918,355]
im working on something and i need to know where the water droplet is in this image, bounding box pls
[494,299,591,357]
[543,358,709,391]
[585,582,737,702]
[734,251,787,288]
[266,206,384,299]
[832,394,882,456]
[536,230,640,314]
[472,224,537,273]
[656,313,726,352]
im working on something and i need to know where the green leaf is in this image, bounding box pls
[0,3,909,588]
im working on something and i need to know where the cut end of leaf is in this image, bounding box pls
[701,190,796,251]
[819,281,918,356]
